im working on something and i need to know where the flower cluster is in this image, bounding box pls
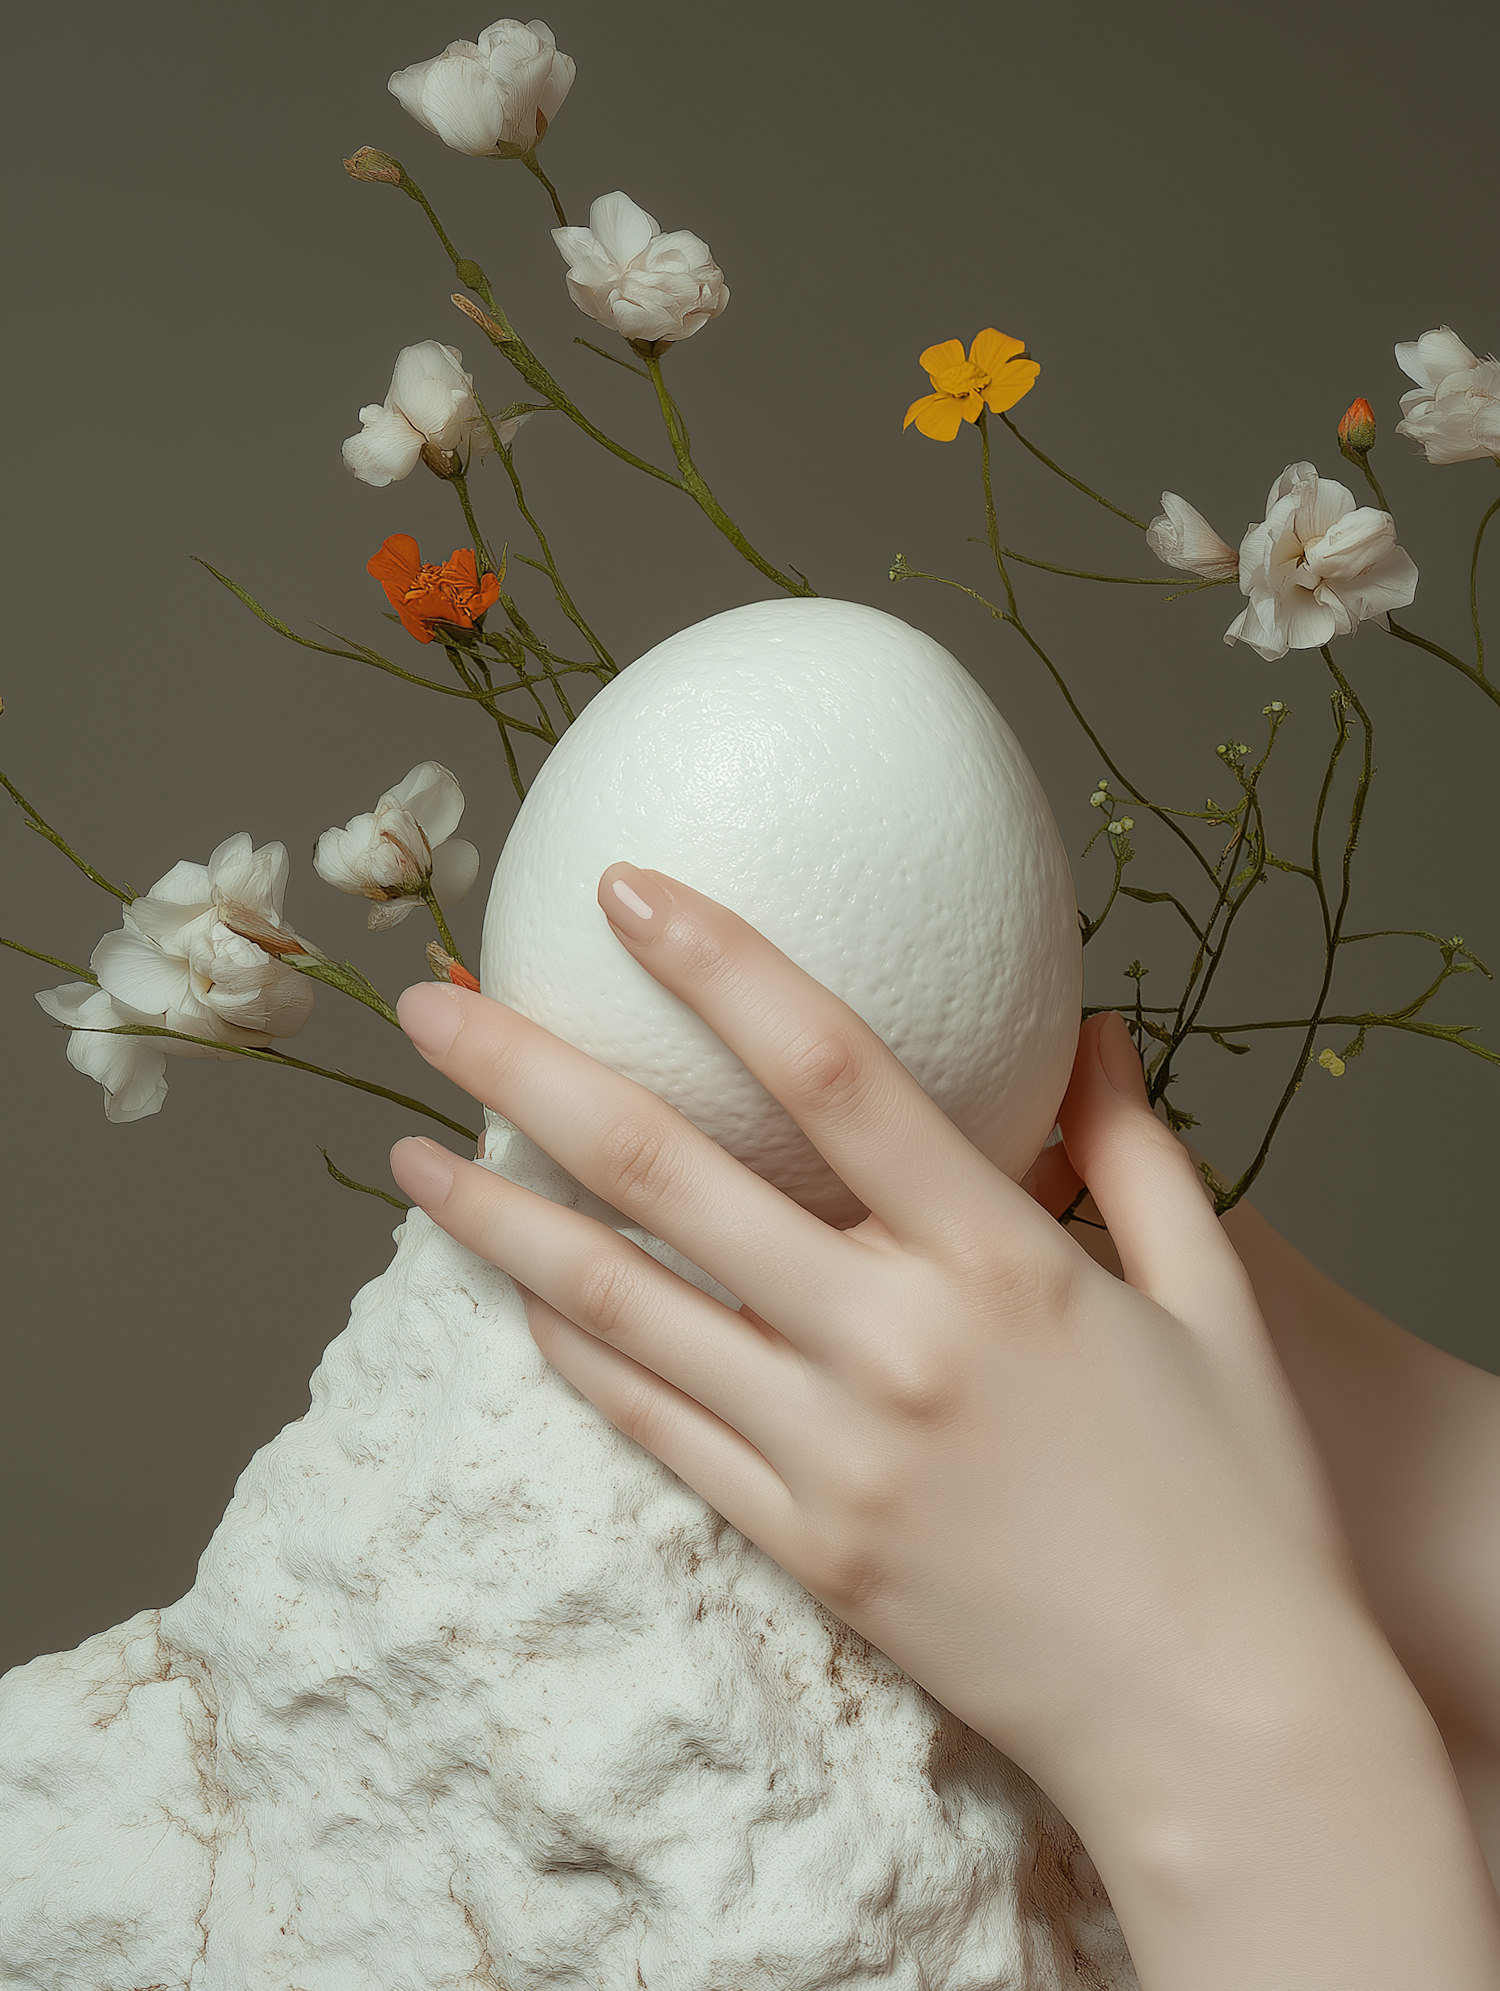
[1147,464,1419,663]
[37,836,315,1123]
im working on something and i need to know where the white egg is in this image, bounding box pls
[480,597,1081,1223]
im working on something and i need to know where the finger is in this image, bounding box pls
[389,1134,810,1456]
[595,862,1062,1260]
[523,1289,802,1564]
[396,981,866,1349]
[1058,1013,1256,1324]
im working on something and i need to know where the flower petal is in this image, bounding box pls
[389,762,466,845]
[92,926,190,1013]
[981,359,1040,416]
[587,191,659,268]
[343,405,423,487]
[969,328,1026,372]
[904,393,966,441]
[430,837,480,905]
[1394,325,1479,393]
[917,340,966,381]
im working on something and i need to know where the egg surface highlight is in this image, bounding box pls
[480,597,1081,1224]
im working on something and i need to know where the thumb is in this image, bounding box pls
[1058,1013,1250,1324]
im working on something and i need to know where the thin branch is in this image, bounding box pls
[997,412,1149,529]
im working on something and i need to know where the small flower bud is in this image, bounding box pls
[427,942,481,991]
[1337,397,1377,462]
[344,146,403,185]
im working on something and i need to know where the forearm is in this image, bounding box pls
[1053,1627,1500,1991]
[1222,1205,1500,1782]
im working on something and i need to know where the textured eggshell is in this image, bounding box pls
[482,598,1081,1219]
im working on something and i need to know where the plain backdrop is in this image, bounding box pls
[3,0,1495,1677]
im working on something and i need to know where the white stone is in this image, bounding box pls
[1,604,1133,1988]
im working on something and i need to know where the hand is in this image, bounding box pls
[1026,1105,1500,1889]
[391,864,1500,1990]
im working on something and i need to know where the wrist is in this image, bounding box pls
[1053,1629,1500,1990]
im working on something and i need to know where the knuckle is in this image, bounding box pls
[808,1520,890,1619]
[596,1113,680,1206]
[576,1246,647,1340]
[783,1024,868,1118]
[858,1343,962,1426]
[608,1371,670,1456]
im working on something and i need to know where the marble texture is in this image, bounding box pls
[0,1116,1135,1989]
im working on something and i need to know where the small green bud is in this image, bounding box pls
[344,146,403,185]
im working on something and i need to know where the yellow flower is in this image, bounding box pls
[903,328,1039,440]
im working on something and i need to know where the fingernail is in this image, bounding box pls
[1096,1012,1147,1099]
[390,1136,457,1208]
[398,981,464,1058]
[599,862,674,944]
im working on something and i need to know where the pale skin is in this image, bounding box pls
[390,862,1500,1991]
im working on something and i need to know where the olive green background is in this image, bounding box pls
[3,0,1495,1677]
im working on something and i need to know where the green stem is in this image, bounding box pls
[1224,653,1375,1205]
[1471,492,1498,671]
[893,560,1220,890]
[78,1022,479,1142]
[288,953,401,1027]
[997,412,1148,529]
[196,559,551,706]
[494,436,617,676]
[573,336,651,379]
[1384,616,1497,706]
[1180,1015,1496,1064]
[420,883,460,960]
[520,150,567,228]
[320,1148,412,1212]
[977,411,1018,619]
[496,593,577,725]
[2,770,132,901]
[450,469,498,576]
[451,293,684,489]
[1354,455,1391,513]
[2,935,97,980]
[643,353,815,597]
[971,540,1235,586]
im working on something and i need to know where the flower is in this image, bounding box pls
[314,763,480,930]
[343,342,518,487]
[1145,493,1239,579]
[1394,327,1500,464]
[551,192,728,346]
[388,18,574,158]
[1223,463,1418,662]
[1337,397,1377,461]
[34,980,245,1124]
[38,834,317,1120]
[903,330,1039,440]
[90,835,316,1042]
[367,535,501,644]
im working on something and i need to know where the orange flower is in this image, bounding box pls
[367,533,500,643]
[903,329,1039,440]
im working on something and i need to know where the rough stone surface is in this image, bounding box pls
[0,1118,1135,1989]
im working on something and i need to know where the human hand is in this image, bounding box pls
[1025,1093,1500,1890]
[390,864,1500,1989]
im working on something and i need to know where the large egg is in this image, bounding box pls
[480,598,1081,1224]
